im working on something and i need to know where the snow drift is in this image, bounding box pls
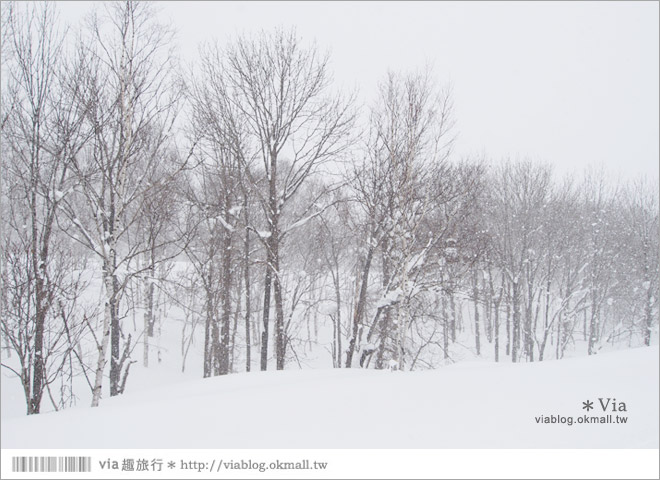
[2,346,657,449]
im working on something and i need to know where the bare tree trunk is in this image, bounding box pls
[494,299,500,362]
[30,249,46,414]
[143,250,156,368]
[263,147,279,371]
[473,270,480,356]
[556,308,562,360]
[544,277,551,332]
[483,274,492,343]
[512,280,521,362]
[104,230,122,398]
[244,202,252,371]
[450,291,457,343]
[229,271,241,373]
[489,272,503,362]
[442,293,449,359]
[109,275,121,396]
[91,270,114,407]
[524,271,534,362]
[203,274,214,378]
[260,254,272,371]
[333,270,342,368]
[219,230,233,375]
[505,294,511,357]
[588,295,599,355]
[375,242,391,369]
[272,230,287,370]
[643,260,654,346]
[211,299,221,376]
[346,244,375,368]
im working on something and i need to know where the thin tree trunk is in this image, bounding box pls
[108,240,121,396]
[473,270,480,356]
[219,229,233,375]
[273,236,286,370]
[91,270,114,407]
[333,269,342,368]
[442,293,449,359]
[512,280,521,363]
[376,242,391,369]
[203,272,214,378]
[588,295,599,355]
[260,253,272,371]
[346,244,375,368]
[229,272,241,374]
[244,202,252,371]
[494,299,500,362]
[483,274,492,343]
[644,259,653,346]
[450,291,457,342]
[263,148,279,370]
[30,254,46,414]
[505,294,511,356]
[143,253,155,368]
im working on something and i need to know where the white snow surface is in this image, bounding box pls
[2,346,657,449]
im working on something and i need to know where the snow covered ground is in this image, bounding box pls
[2,345,657,449]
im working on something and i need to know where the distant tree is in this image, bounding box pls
[189,41,257,376]
[347,69,454,369]
[179,154,240,377]
[218,29,354,370]
[134,159,181,368]
[621,179,659,346]
[578,169,620,355]
[315,196,354,368]
[486,160,552,362]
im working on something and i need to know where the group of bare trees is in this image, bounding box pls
[1,1,184,413]
[1,1,657,416]
[475,165,658,363]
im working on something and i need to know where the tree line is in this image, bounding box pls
[1,1,657,415]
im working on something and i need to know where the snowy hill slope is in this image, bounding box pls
[2,346,658,449]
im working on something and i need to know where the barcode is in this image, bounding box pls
[11,456,92,473]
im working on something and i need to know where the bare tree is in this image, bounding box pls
[315,196,354,368]
[134,160,180,368]
[58,1,182,406]
[214,28,354,370]
[0,2,90,414]
[188,42,258,376]
[621,178,658,347]
[486,160,552,362]
[346,69,454,369]
[578,169,620,355]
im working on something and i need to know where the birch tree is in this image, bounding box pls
[58,1,181,405]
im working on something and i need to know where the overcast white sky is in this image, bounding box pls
[58,1,659,180]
